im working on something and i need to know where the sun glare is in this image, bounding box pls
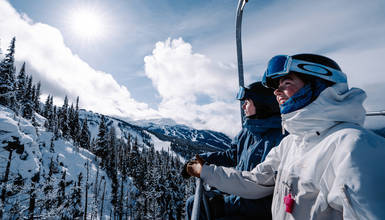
[69,8,105,41]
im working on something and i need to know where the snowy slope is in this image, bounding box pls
[132,118,232,152]
[0,106,132,219]
[82,111,231,160]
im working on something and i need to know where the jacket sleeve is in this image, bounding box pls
[199,131,242,167]
[327,130,385,220]
[200,142,283,199]
[199,148,237,167]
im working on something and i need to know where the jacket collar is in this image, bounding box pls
[281,83,366,136]
[243,115,282,133]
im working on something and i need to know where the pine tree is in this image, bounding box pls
[94,115,108,160]
[28,172,40,219]
[69,97,81,144]
[43,95,51,118]
[57,170,66,209]
[53,106,60,139]
[16,62,26,103]
[0,37,17,110]
[59,96,69,138]
[68,172,84,218]
[42,169,55,215]
[34,81,41,113]
[22,75,34,119]
[79,118,90,149]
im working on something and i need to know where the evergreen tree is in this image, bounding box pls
[57,170,66,208]
[0,37,17,110]
[70,172,84,218]
[28,172,40,220]
[94,115,108,160]
[16,62,26,103]
[42,169,55,215]
[69,98,80,143]
[34,81,41,113]
[79,118,90,149]
[22,75,34,119]
[43,95,51,119]
[59,96,69,138]
[53,106,60,138]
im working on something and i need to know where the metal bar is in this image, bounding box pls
[202,190,212,220]
[236,0,247,123]
[366,111,385,116]
[191,178,203,220]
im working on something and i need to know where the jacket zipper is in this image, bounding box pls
[281,116,286,134]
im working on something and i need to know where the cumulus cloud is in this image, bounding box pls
[144,38,242,135]
[0,0,159,120]
[0,1,243,136]
[2,0,384,137]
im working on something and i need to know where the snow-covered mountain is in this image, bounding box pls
[1,104,223,218]
[0,105,126,219]
[131,118,232,156]
[84,113,232,161]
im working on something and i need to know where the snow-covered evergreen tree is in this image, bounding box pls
[68,172,83,218]
[0,37,17,111]
[94,115,108,161]
[34,81,41,113]
[59,96,69,138]
[69,97,80,144]
[22,75,34,119]
[16,62,26,104]
[79,118,90,149]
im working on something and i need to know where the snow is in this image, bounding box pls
[0,106,126,218]
[145,131,185,163]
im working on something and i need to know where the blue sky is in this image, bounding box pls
[1,0,385,136]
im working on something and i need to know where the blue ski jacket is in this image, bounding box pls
[198,115,285,217]
[199,115,284,170]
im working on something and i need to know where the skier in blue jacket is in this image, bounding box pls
[184,81,285,220]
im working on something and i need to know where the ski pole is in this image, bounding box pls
[236,0,248,123]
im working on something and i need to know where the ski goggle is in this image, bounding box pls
[262,55,347,88]
[236,86,247,100]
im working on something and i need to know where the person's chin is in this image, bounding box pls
[279,99,287,105]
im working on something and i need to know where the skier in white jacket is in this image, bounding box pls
[187,53,385,219]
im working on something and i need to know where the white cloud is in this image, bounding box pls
[0,0,159,120]
[144,38,242,136]
[2,0,384,137]
[0,1,243,136]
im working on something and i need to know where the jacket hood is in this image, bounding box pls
[282,83,366,135]
[243,115,282,134]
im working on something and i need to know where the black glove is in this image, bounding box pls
[181,162,191,179]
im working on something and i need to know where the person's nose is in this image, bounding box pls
[242,102,247,109]
[274,88,283,96]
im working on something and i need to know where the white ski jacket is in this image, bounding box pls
[201,83,385,219]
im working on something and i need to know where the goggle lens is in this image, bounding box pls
[236,86,246,100]
[265,55,289,76]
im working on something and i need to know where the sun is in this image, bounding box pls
[69,7,105,41]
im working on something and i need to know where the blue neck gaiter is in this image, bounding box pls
[280,79,328,114]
